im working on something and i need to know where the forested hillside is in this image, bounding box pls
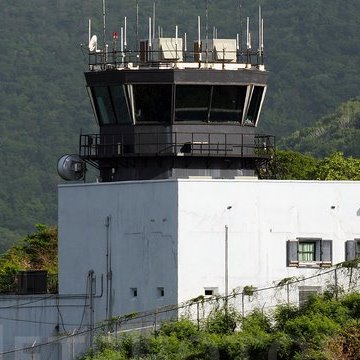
[0,0,359,250]
[280,98,360,157]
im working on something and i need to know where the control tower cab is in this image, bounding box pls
[77,9,274,182]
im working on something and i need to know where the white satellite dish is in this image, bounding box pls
[89,35,98,52]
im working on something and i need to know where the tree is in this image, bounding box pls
[269,150,318,180]
[314,152,360,180]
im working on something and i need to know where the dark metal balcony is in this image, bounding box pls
[79,132,275,164]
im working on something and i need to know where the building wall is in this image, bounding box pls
[59,179,360,319]
[0,296,89,360]
[177,179,360,302]
[58,180,179,323]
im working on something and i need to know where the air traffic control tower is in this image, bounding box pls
[62,10,274,182]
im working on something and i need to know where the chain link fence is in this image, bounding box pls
[1,261,359,359]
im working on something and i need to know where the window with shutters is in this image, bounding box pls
[345,239,360,261]
[287,238,332,268]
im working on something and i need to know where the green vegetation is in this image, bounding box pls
[0,0,360,249]
[280,98,360,157]
[270,150,360,180]
[82,292,360,359]
[0,225,57,293]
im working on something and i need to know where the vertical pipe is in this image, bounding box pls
[184,32,187,52]
[105,216,112,322]
[89,271,95,349]
[225,225,229,301]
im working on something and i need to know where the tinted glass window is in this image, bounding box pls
[175,85,211,122]
[133,84,172,123]
[110,86,132,124]
[209,86,247,122]
[245,86,264,125]
[92,87,116,125]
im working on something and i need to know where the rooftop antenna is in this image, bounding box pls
[136,0,139,51]
[148,17,152,60]
[258,6,261,52]
[198,16,201,45]
[102,0,106,50]
[88,18,91,46]
[175,25,178,59]
[205,0,209,62]
[239,2,243,52]
[152,2,156,40]
[246,16,251,50]
[124,16,127,50]
[120,27,124,53]
[261,18,264,50]
[197,16,202,61]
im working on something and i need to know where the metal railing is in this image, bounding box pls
[88,49,264,70]
[79,132,275,160]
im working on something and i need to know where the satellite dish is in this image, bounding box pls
[57,154,85,181]
[89,35,98,51]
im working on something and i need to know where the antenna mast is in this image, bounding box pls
[88,19,91,46]
[102,0,106,50]
[153,2,156,40]
[136,0,139,51]
[258,6,261,52]
[205,0,209,62]
[239,1,243,52]
[124,16,127,50]
[246,17,251,50]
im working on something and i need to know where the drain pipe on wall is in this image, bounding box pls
[105,215,113,322]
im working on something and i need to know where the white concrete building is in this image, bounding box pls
[58,178,360,324]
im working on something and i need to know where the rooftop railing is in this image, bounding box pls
[88,48,265,71]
